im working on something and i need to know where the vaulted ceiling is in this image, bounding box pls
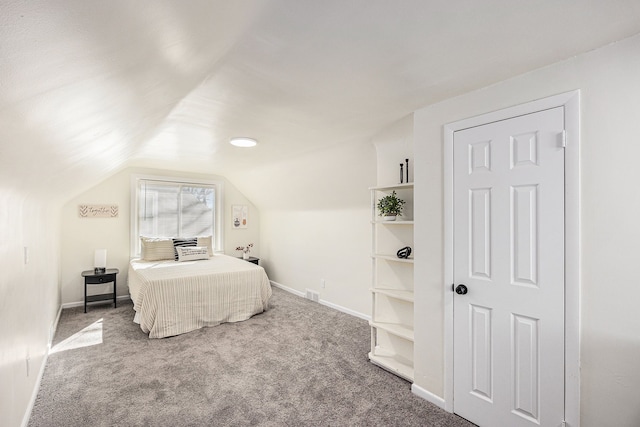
[2,0,640,199]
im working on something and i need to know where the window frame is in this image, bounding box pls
[130,174,224,258]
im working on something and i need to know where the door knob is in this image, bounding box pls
[455,284,468,295]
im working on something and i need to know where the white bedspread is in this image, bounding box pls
[128,255,272,338]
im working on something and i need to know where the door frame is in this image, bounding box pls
[443,91,580,426]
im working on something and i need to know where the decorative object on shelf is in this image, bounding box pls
[405,158,409,183]
[236,243,254,260]
[399,163,404,184]
[397,246,412,259]
[79,204,118,218]
[232,205,248,229]
[377,190,406,221]
[94,249,107,273]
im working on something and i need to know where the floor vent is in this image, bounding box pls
[305,289,320,303]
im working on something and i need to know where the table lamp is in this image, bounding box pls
[94,249,107,274]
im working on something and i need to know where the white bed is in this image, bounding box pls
[128,254,272,338]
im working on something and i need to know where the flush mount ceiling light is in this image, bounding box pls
[229,137,258,148]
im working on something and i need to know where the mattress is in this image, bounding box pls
[128,254,272,338]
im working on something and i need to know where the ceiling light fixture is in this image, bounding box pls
[229,137,258,148]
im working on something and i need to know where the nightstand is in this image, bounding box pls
[81,268,119,313]
[238,256,259,265]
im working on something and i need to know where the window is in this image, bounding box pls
[131,175,223,257]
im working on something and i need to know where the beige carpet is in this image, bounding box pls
[29,287,474,426]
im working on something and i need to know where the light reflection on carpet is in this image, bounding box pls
[50,319,103,353]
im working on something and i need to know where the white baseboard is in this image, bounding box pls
[319,299,370,321]
[61,294,131,310]
[49,305,62,350]
[21,304,63,427]
[270,280,305,297]
[270,281,370,321]
[411,384,448,411]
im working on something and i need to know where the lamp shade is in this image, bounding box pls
[94,249,107,269]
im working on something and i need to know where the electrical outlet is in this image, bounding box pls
[321,279,326,289]
[26,353,30,377]
[23,246,29,265]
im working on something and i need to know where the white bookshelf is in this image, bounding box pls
[369,183,414,382]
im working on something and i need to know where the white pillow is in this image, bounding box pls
[197,236,214,257]
[141,237,175,261]
[176,246,210,262]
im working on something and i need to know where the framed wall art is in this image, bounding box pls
[232,205,248,229]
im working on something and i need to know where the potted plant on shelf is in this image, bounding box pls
[236,243,254,260]
[377,191,405,221]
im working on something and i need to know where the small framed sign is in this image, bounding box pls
[79,204,119,218]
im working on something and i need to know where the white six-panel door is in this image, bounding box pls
[453,107,565,426]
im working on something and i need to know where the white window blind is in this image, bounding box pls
[133,178,217,256]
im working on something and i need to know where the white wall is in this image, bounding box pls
[0,190,61,427]
[60,167,259,305]
[233,140,376,316]
[413,34,640,426]
[373,114,414,186]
